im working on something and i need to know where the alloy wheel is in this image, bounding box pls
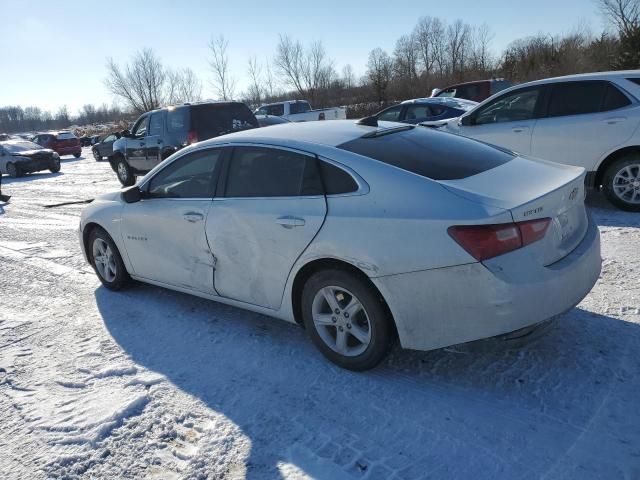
[612,163,640,205]
[117,162,128,182]
[311,286,372,357]
[92,238,117,282]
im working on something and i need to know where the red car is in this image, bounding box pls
[32,131,81,158]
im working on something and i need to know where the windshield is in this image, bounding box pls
[2,141,43,153]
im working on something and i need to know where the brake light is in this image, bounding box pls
[186,130,198,145]
[448,218,551,261]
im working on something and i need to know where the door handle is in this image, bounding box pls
[157,140,162,144]
[512,126,529,133]
[276,216,305,229]
[603,117,626,124]
[183,212,204,223]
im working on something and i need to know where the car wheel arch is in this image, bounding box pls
[594,145,640,189]
[290,257,398,340]
[83,222,131,274]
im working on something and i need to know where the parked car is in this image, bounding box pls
[110,101,259,186]
[92,132,121,161]
[441,71,640,211]
[256,114,291,127]
[79,120,601,370]
[80,135,93,147]
[32,131,81,158]
[0,133,10,141]
[432,78,512,102]
[255,100,347,122]
[0,140,61,177]
[372,97,478,125]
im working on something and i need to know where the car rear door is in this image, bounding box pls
[456,85,545,155]
[120,147,224,292]
[206,145,327,310]
[530,80,640,170]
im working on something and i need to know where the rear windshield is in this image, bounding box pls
[337,126,514,180]
[190,103,258,139]
[57,132,76,139]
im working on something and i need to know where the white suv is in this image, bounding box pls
[442,71,640,211]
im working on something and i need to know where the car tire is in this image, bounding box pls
[301,269,393,371]
[6,162,21,178]
[602,154,640,212]
[115,158,135,186]
[49,157,61,173]
[88,227,130,290]
[74,152,81,159]
[93,149,102,161]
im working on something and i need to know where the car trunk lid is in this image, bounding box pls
[439,156,588,266]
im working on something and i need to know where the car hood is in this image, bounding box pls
[95,191,123,202]
[11,148,54,157]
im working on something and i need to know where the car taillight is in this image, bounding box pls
[448,218,551,261]
[186,130,198,145]
[318,112,325,120]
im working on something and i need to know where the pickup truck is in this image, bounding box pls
[255,100,346,122]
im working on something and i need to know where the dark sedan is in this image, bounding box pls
[0,140,61,177]
[372,97,478,125]
[92,132,121,161]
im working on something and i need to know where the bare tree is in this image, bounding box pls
[105,48,167,113]
[274,35,306,97]
[366,48,393,103]
[167,68,203,104]
[264,59,277,99]
[246,56,264,108]
[447,20,473,78]
[209,35,236,100]
[342,64,355,89]
[598,0,640,35]
[414,16,437,76]
[393,34,419,81]
[470,23,494,72]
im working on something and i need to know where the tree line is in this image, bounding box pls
[1,0,638,134]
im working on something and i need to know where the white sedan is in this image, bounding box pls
[80,120,601,370]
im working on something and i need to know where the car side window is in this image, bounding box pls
[474,87,541,125]
[547,81,608,117]
[149,113,163,136]
[147,148,222,199]
[225,147,321,198]
[318,160,358,194]
[132,116,148,138]
[602,83,631,111]
[405,105,432,120]
[104,134,116,142]
[377,106,403,122]
[266,104,285,116]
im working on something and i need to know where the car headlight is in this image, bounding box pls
[53,152,59,159]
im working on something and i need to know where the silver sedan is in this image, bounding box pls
[80,120,602,370]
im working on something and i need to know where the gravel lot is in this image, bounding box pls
[1,148,639,479]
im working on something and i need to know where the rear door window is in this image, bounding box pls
[377,105,403,122]
[167,107,189,132]
[338,127,513,180]
[602,84,631,111]
[149,112,164,136]
[547,81,607,117]
[289,102,311,114]
[225,147,321,197]
[318,161,358,194]
[404,104,432,121]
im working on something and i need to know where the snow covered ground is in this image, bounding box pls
[0,148,639,479]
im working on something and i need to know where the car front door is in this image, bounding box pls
[207,145,327,310]
[126,116,149,172]
[457,86,545,155]
[530,81,640,170]
[120,147,224,292]
[145,111,165,170]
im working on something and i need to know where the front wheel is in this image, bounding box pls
[49,157,61,173]
[602,155,640,211]
[93,149,102,161]
[301,269,393,371]
[6,162,20,178]
[88,227,130,290]
[115,158,135,186]
[73,152,81,159]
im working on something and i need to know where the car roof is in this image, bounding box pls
[401,97,478,108]
[0,139,39,145]
[202,119,390,148]
[508,70,640,88]
[145,101,246,115]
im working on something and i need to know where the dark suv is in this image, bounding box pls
[110,102,259,186]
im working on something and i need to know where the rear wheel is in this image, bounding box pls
[93,149,102,161]
[6,162,20,178]
[301,269,393,371]
[88,227,130,290]
[73,152,81,158]
[115,158,135,186]
[603,154,640,211]
[49,157,61,173]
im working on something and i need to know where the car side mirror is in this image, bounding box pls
[121,129,131,138]
[460,115,474,127]
[122,186,142,203]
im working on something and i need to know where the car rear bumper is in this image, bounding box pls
[372,215,602,351]
[55,146,81,155]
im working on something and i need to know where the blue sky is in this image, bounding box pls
[1,0,605,114]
